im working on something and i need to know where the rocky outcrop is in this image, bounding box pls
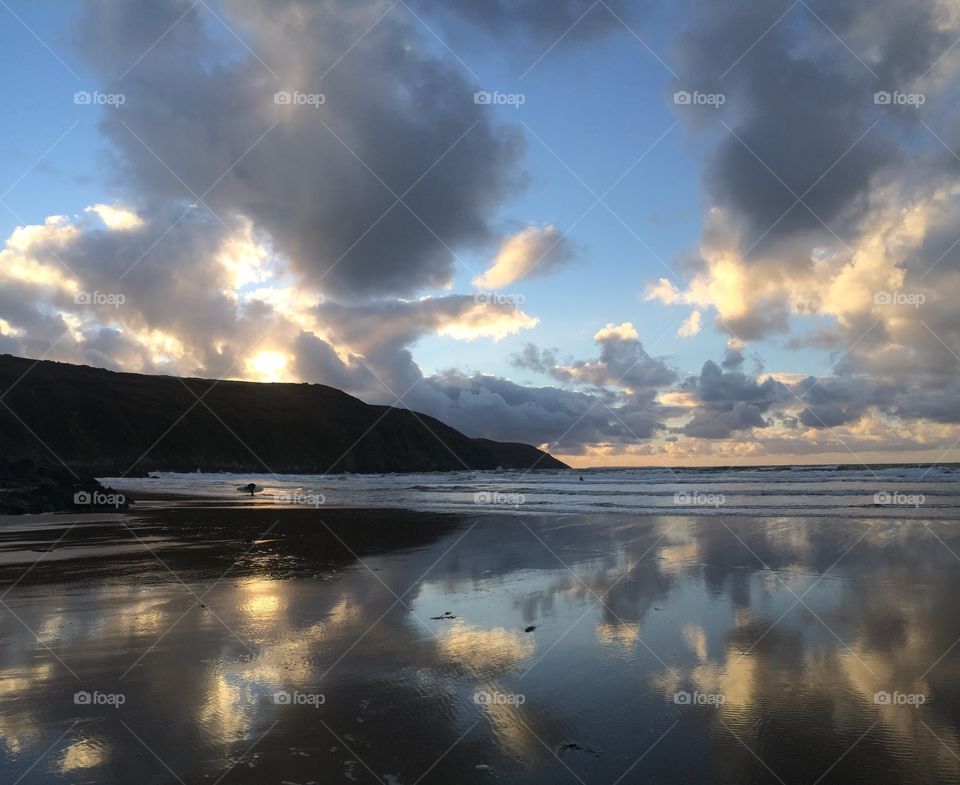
[0,459,131,515]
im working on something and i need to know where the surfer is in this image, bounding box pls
[241,482,257,496]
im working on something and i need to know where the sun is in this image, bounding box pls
[247,351,288,382]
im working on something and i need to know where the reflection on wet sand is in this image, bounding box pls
[59,736,107,775]
[1,509,960,783]
[437,620,535,675]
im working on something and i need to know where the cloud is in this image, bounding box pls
[472,225,577,289]
[293,331,378,393]
[680,360,792,438]
[642,0,960,449]
[671,0,956,251]
[0,210,539,395]
[308,295,539,395]
[678,310,701,337]
[645,278,681,305]
[74,0,527,299]
[510,343,558,376]
[84,205,145,231]
[517,323,677,395]
[404,372,671,451]
[721,347,744,369]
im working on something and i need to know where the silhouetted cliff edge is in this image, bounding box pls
[0,354,568,477]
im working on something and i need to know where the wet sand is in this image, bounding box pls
[2,503,960,784]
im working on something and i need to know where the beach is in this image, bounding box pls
[2,492,960,784]
[5,0,960,781]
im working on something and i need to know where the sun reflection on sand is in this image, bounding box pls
[58,736,107,773]
[473,680,543,761]
[192,585,370,747]
[198,674,260,743]
[0,662,55,754]
[240,579,284,622]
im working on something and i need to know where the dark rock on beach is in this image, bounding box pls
[0,459,131,515]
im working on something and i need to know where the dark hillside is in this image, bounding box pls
[0,355,568,475]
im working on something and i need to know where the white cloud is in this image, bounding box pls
[472,225,576,289]
[85,204,144,231]
[678,310,702,337]
[593,322,639,342]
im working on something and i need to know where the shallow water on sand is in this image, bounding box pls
[2,508,960,784]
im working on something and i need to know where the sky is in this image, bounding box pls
[1,0,960,468]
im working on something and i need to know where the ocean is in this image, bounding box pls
[105,463,960,518]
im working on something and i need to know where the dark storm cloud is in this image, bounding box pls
[680,360,791,438]
[886,378,960,424]
[74,0,526,299]
[791,375,882,428]
[683,402,767,439]
[686,360,789,409]
[672,0,957,256]
[789,372,960,429]
[721,347,744,369]
[405,372,668,450]
[408,372,609,448]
